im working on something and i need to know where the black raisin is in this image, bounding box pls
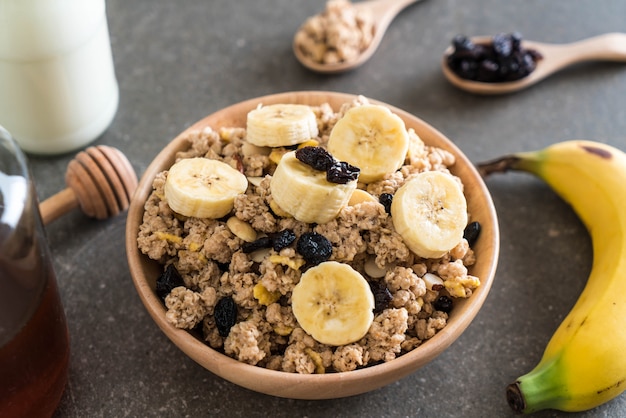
[447,32,541,83]
[369,280,393,314]
[155,264,185,302]
[510,32,523,50]
[521,50,541,74]
[296,232,332,266]
[379,193,393,214]
[452,34,474,52]
[214,297,238,337]
[269,229,296,251]
[434,295,454,313]
[477,59,499,82]
[241,236,272,253]
[463,221,481,247]
[452,58,477,80]
[295,146,334,172]
[492,32,513,58]
[326,161,360,184]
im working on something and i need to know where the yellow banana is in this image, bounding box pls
[269,150,357,224]
[391,170,468,259]
[327,104,409,184]
[291,261,374,346]
[478,140,626,413]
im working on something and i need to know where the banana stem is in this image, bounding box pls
[505,358,566,414]
[476,155,522,178]
[506,382,527,414]
[477,150,545,178]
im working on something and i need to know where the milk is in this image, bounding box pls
[0,0,119,155]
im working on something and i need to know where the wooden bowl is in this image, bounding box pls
[125,91,500,399]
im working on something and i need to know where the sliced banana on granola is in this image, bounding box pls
[291,261,374,346]
[164,158,248,219]
[246,103,319,147]
[270,151,357,224]
[391,171,468,259]
[327,104,409,183]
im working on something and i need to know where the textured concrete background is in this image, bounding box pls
[28,0,626,416]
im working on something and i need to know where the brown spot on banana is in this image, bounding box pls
[596,378,625,394]
[581,145,612,159]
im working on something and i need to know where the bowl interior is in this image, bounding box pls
[125,91,500,399]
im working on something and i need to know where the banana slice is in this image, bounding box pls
[327,104,409,183]
[164,158,248,219]
[391,171,467,259]
[270,151,357,224]
[246,103,319,147]
[291,261,374,346]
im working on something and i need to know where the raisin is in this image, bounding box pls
[463,221,481,247]
[447,32,542,83]
[294,146,359,184]
[369,280,393,314]
[295,146,334,172]
[241,236,272,253]
[296,232,332,266]
[326,161,360,184]
[452,34,474,52]
[379,193,393,214]
[434,295,454,313]
[492,32,513,57]
[269,229,296,251]
[155,264,185,302]
[477,59,499,81]
[214,296,238,337]
[510,32,523,49]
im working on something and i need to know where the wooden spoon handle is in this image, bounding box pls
[357,0,420,32]
[536,32,626,69]
[40,188,79,226]
[566,32,626,62]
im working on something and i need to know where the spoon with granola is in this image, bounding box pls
[442,32,626,95]
[293,0,422,74]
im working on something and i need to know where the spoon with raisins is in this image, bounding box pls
[442,32,626,95]
[293,0,424,74]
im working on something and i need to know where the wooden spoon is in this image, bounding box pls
[39,145,138,225]
[442,32,626,95]
[293,0,423,74]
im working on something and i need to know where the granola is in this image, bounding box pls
[293,0,375,65]
[137,96,480,373]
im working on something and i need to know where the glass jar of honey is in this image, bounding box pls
[0,125,70,417]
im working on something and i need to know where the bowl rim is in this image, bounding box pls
[125,90,500,399]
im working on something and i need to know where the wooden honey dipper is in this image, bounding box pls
[39,145,138,226]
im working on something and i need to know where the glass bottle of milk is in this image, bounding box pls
[0,0,119,155]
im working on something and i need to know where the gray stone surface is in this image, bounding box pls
[27,0,626,416]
